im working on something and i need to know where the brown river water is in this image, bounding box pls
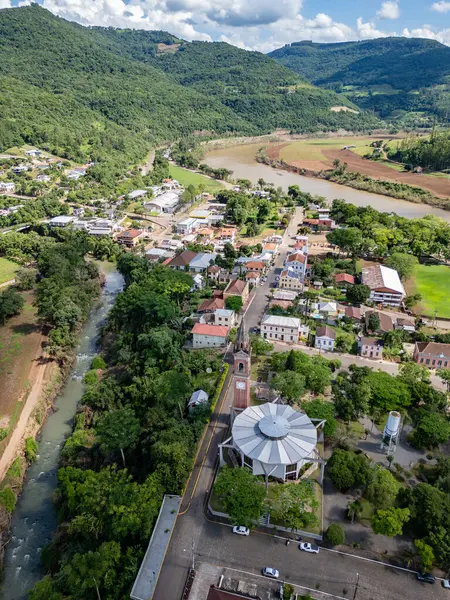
[205,143,450,221]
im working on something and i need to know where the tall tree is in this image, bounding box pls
[214,467,266,528]
[96,408,140,467]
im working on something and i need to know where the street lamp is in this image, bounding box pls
[352,572,360,600]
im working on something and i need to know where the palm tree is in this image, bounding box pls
[347,500,362,524]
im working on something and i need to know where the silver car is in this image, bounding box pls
[262,567,279,579]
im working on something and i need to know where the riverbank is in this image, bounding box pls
[1,267,123,599]
[204,143,450,222]
[258,152,450,210]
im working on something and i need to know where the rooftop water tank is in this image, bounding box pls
[384,411,401,439]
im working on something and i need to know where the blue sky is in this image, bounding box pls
[4,0,450,51]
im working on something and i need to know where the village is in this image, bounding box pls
[1,145,450,600]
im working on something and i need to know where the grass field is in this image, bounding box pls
[0,258,18,284]
[408,264,450,318]
[168,165,225,193]
[279,137,388,163]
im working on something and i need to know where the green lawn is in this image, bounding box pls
[0,258,18,284]
[279,137,386,163]
[168,165,225,193]
[409,264,450,318]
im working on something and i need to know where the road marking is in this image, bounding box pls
[179,372,232,515]
[215,565,349,600]
[203,517,444,581]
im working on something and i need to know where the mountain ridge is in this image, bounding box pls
[269,37,450,125]
[0,5,379,167]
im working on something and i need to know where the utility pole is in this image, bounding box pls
[191,537,195,571]
[352,572,360,600]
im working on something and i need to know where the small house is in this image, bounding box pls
[187,390,209,411]
[359,336,383,360]
[315,326,336,351]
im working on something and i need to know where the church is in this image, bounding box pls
[219,319,325,485]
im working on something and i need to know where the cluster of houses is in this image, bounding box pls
[48,214,150,247]
[279,236,308,291]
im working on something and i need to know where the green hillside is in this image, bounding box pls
[0,5,379,170]
[269,38,450,125]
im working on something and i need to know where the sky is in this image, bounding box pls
[4,0,450,52]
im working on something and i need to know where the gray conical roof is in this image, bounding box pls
[234,317,249,353]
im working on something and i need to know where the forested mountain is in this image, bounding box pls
[0,5,378,168]
[269,38,450,125]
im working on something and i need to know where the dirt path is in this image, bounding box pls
[0,279,15,289]
[0,336,50,482]
[142,150,155,176]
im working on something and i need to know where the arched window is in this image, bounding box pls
[238,362,245,373]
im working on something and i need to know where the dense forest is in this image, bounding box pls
[27,256,224,600]
[269,38,450,124]
[0,4,379,172]
[389,131,450,172]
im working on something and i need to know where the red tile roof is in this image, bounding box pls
[245,271,260,279]
[245,261,265,269]
[415,342,450,359]
[334,273,355,284]
[192,323,230,337]
[117,229,144,239]
[345,306,361,320]
[224,279,247,295]
[286,252,306,264]
[198,297,225,312]
[167,250,197,267]
[316,325,336,339]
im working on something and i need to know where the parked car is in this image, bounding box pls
[299,542,320,554]
[442,580,450,589]
[262,567,279,579]
[417,573,436,584]
[232,526,250,536]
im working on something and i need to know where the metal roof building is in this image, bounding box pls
[220,403,320,482]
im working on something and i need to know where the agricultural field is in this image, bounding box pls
[0,258,18,285]
[168,165,225,193]
[0,292,42,437]
[265,135,450,199]
[407,264,450,318]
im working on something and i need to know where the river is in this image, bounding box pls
[205,143,450,222]
[1,265,124,600]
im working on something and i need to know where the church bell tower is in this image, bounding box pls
[233,318,251,409]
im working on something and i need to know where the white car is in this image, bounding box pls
[299,542,320,554]
[232,526,250,536]
[442,580,450,589]
[262,567,279,579]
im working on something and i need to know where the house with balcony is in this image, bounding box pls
[361,264,405,307]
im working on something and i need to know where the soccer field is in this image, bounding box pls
[411,264,450,318]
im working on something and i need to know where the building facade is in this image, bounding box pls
[191,323,229,348]
[315,326,336,351]
[359,336,383,359]
[413,342,450,369]
[261,315,300,343]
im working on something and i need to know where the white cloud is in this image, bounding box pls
[41,0,212,40]
[0,0,11,7]
[376,1,400,19]
[402,25,450,45]
[356,17,390,39]
[431,1,450,12]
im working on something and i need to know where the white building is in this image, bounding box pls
[315,326,336,351]
[214,309,235,327]
[0,182,15,193]
[219,403,322,483]
[176,217,200,235]
[188,389,209,410]
[261,315,301,343]
[361,264,405,307]
[144,191,180,214]
[49,215,76,227]
[189,253,217,273]
[284,252,307,280]
[191,323,229,349]
[128,189,148,200]
[359,336,383,360]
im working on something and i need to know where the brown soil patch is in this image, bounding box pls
[267,142,450,199]
[322,149,450,199]
[0,291,43,419]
